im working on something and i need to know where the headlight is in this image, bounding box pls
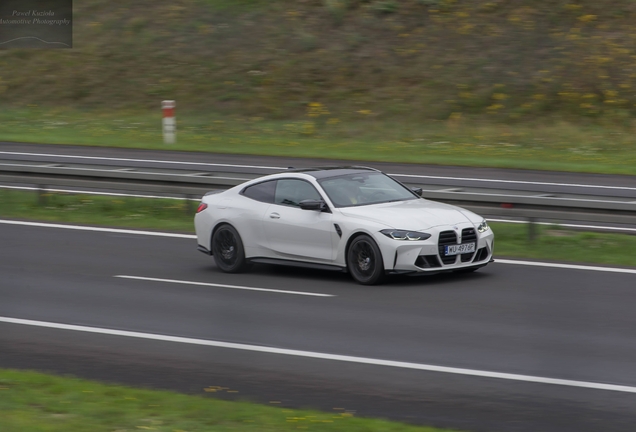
[477,220,490,233]
[380,229,431,241]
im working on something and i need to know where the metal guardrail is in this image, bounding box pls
[1,161,636,228]
[0,162,254,198]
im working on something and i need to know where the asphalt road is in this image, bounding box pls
[2,221,636,431]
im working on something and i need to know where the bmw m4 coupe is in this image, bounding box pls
[195,167,494,285]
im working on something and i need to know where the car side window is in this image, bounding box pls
[274,179,322,207]
[242,180,277,203]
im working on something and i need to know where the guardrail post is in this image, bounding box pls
[38,185,47,206]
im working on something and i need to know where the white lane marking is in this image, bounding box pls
[390,173,636,192]
[489,218,636,233]
[0,219,196,239]
[2,220,635,274]
[115,275,334,297]
[0,151,283,170]
[1,316,636,394]
[496,259,636,275]
[2,150,635,192]
[0,185,198,200]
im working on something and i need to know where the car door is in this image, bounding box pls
[238,179,277,257]
[263,178,334,261]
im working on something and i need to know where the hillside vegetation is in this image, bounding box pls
[2,0,636,124]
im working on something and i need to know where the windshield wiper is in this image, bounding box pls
[384,198,411,203]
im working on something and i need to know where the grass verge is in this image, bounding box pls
[0,368,455,432]
[0,189,195,233]
[2,109,636,175]
[1,189,635,268]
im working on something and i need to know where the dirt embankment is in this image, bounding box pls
[1,0,635,122]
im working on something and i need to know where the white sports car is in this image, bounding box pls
[195,166,494,285]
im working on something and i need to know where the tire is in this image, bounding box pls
[347,235,385,285]
[212,225,248,273]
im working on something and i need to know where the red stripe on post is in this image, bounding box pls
[162,100,176,144]
[162,100,176,118]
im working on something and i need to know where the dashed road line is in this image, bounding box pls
[115,275,334,297]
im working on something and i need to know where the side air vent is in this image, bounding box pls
[415,255,442,268]
[474,247,489,262]
[334,224,342,238]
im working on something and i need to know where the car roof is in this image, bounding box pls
[284,166,380,179]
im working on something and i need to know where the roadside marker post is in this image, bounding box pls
[162,100,176,144]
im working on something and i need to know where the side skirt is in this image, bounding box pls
[249,257,346,272]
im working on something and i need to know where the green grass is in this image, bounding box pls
[489,222,636,267]
[0,368,456,432]
[3,108,636,175]
[0,189,195,232]
[1,189,635,268]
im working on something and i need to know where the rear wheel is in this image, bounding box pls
[347,235,385,285]
[212,225,248,273]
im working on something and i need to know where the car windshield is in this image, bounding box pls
[318,172,418,208]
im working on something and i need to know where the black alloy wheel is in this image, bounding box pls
[212,225,248,273]
[347,235,385,285]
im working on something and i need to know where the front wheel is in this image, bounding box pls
[347,235,385,285]
[212,225,248,273]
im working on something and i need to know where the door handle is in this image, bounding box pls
[269,212,280,219]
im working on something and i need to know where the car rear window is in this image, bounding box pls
[241,180,277,203]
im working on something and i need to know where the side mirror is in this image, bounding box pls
[411,187,423,197]
[299,199,327,211]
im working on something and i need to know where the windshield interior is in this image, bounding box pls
[318,172,418,208]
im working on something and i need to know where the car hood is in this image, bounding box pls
[338,199,478,230]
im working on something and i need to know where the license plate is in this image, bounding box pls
[444,243,476,256]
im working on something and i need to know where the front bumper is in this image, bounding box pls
[376,226,495,273]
